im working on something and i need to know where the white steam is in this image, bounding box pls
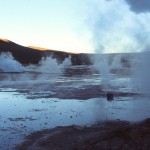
[79,0,150,92]
[94,55,110,90]
[0,52,71,74]
[0,52,25,72]
[93,54,132,91]
[27,58,60,74]
[132,52,150,93]
[73,0,150,53]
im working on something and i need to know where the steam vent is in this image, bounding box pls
[107,92,114,101]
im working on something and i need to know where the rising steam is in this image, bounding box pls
[0,52,71,74]
[0,52,25,72]
[81,0,150,93]
[76,0,150,53]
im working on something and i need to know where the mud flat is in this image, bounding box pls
[16,118,150,150]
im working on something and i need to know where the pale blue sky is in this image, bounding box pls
[0,0,150,53]
[0,0,92,52]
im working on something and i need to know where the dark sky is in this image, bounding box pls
[125,0,150,13]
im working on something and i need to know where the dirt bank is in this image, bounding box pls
[16,118,150,150]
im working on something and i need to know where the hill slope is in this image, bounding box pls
[0,39,92,65]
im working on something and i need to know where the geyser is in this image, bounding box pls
[0,52,26,72]
[0,52,71,83]
[0,52,71,74]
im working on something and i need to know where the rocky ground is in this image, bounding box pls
[16,118,150,150]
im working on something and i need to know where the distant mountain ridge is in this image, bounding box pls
[0,39,44,64]
[0,39,92,65]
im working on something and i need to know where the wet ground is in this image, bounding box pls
[16,119,150,150]
[0,65,150,149]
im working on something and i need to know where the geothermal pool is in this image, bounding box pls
[0,66,150,149]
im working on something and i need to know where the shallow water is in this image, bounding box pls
[0,66,149,149]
